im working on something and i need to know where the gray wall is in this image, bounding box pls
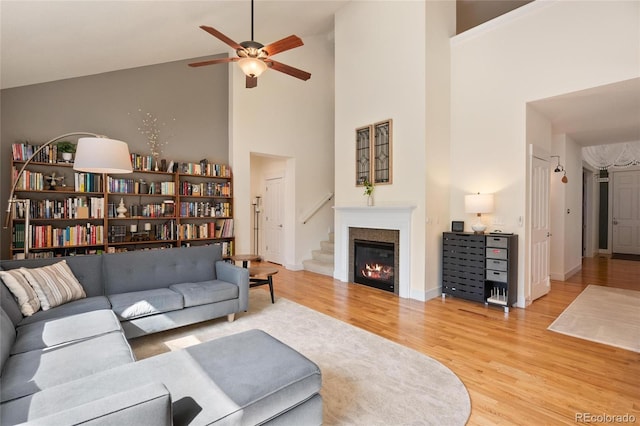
[1,55,229,259]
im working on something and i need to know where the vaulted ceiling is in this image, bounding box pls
[2,1,637,147]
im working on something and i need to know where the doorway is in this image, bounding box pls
[611,169,640,255]
[263,176,285,264]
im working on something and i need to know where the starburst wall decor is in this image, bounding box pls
[131,109,175,171]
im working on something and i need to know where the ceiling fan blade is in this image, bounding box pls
[188,57,238,68]
[246,75,258,89]
[262,35,304,56]
[266,60,311,81]
[199,25,243,51]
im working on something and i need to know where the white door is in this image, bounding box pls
[263,177,284,264]
[612,170,640,255]
[530,154,551,301]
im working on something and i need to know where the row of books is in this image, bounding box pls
[180,181,231,197]
[179,161,231,177]
[11,248,105,260]
[180,201,231,218]
[11,142,59,163]
[107,177,175,195]
[11,145,232,178]
[130,153,160,172]
[13,224,105,249]
[74,173,103,192]
[12,197,104,220]
[11,169,102,193]
[128,153,232,177]
[177,219,234,240]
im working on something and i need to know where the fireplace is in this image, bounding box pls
[354,239,395,292]
[348,227,399,295]
[335,206,415,299]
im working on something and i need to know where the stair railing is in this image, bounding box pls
[301,192,334,224]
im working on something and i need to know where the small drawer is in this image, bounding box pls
[486,247,508,260]
[486,236,508,248]
[486,259,507,271]
[486,270,508,283]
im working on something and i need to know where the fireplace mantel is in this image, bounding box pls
[334,205,416,299]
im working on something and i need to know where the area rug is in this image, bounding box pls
[131,290,471,425]
[547,285,640,353]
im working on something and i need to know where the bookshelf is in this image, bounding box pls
[8,142,234,259]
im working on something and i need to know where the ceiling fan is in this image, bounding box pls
[189,0,311,89]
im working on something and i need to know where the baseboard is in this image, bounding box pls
[285,263,303,271]
[550,264,582,281]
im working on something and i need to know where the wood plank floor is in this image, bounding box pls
[255,256,639,425]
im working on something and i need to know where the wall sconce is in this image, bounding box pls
[551,155,568,184]
[464,192,494,234]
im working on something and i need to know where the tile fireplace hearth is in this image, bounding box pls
[334,205,415,299]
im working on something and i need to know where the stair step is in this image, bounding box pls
[320,240,334,253]
[312,250,334,263]
[302,259,334,277]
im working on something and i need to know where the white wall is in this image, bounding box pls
[424,1,456,298]
[550,134,583,281]
[451,0,640,307]
[230,34,335,269]
[335,1,429,298]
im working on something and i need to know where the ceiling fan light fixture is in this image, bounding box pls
[238,57,267,77]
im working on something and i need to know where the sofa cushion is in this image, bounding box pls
[19,260,86,310]
[0,283,24,327]
[0,330,322,426]
[169,280,239,308]
[11,309,122,355]
[108,289,184,320]
[103,245,219,294]
[0,269,40,316]
[0,255,104,297]
[0,331,135,403]
[17,296,111,327]
[1,383,172,426]
[1,308,16,373]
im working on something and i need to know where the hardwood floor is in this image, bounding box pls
[258,256,639,425]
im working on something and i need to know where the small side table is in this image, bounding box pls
[229,254,260,268]
[248,266,277,304]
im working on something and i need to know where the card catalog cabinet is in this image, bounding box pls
[442,232,518,312]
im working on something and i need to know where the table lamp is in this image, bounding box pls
[464,193,494,234]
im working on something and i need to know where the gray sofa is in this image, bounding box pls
[0,245,323,425]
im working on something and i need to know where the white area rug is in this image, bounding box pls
[548,285,640,353]
[131,290,471,425]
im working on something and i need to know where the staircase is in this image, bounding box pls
[302,232,334,277]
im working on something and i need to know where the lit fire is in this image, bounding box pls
[361,263,393,280]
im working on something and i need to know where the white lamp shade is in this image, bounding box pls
[238,57,268,77]
[464,193,494,214]
[74,137,133,174]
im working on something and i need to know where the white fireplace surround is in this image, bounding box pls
[334,205,416,299]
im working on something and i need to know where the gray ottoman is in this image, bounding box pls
[1,329,323,425]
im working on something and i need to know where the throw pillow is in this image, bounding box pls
[0,270,41,316]
[19,260,86,311]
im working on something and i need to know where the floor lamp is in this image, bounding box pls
[4,132,133,258]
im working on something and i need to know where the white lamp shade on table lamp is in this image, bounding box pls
[74,137,133,174]
[464,193,494,233]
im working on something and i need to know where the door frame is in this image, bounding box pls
[526,143,551,306]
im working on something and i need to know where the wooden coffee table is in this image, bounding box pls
[248,266,277,304]
[229,254,260,268]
